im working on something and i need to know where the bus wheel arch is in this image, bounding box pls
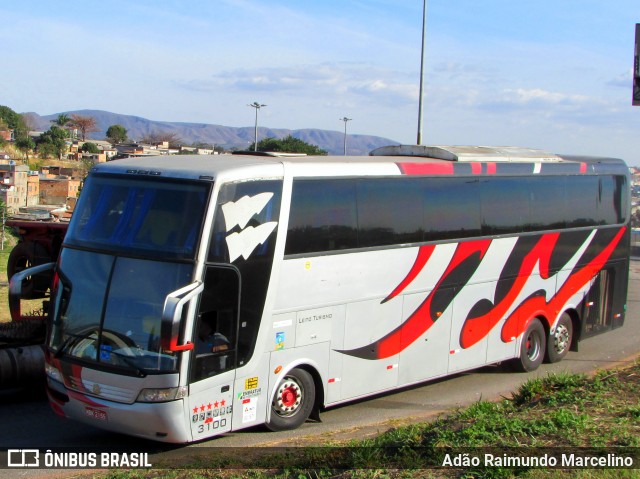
[544,311,575,363]
[265,366,320,432]
[512,317,546,372]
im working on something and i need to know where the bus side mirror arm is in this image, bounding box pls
[9,262,55,322]
[161,281,204,352]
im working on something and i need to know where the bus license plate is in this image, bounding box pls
[85,407,108,421]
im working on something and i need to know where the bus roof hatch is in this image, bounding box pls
[370,145,561,162]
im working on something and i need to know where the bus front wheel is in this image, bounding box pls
[266,368,315,432]
[513,318,546,372]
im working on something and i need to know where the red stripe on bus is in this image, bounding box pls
[376,239,491,359]
[500,226,626,345]
[381,244,435,303]
[397,163,455,175]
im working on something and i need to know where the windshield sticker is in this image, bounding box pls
[221,193,274,231]
[226,222,277,262]
[99,344,112,361]
[221,192,278,262]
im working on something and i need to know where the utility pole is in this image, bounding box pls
[417,0,427,145]
[248,102,267,151]
[340,117,352,155]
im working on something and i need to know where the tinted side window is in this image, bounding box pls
[528,176,567,231]
[565,176,598,227]
[480,178,530,235]
[424,178,481,241]
[286,179,357,255]
[597,175,626,225]
[357,178,424,247]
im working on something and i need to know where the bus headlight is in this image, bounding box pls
[136,386,187,403]
[44,363,63,383]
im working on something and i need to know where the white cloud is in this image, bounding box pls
[500,88,592,106]
[176,62,419,105]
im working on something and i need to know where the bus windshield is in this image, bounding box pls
[65,175,209,259]
[49,174,210,374]
[49,249,194,374]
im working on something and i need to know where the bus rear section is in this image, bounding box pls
[269,147,629,409]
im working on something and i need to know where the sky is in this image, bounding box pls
[2,1,639,163]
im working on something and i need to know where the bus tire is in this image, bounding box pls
[7,242,50,299]
[545,313,573,363]
[513,318,546,372]
[266,368,315,432]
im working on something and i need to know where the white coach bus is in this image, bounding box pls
[11,145,630,443]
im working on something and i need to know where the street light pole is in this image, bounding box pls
[340,117,351,155]
[416,0,427,145]
[248,102,266,151]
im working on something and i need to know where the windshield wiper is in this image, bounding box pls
[110,350,149,378]
[54,330,98,358]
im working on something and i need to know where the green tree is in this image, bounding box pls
[0,105,28,139]
[0,119,8,146]
[106,124,128,144]
[81,142,100,154]
[15,136,36,161]
[36,125,68,159]
[51,113,71,128]
[251,135,327,155]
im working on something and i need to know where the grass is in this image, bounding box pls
[87,361,640,479]
[0,240,15,323]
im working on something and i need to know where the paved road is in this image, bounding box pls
[2,260,640,473]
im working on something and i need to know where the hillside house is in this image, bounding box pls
[39,176,81,206]
[0,163,29,213]
[41,166,84,178]
[0,129,13,142]
[27,171,40,206]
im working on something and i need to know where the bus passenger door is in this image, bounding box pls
[188,266,240,441]
[581,263,626,338]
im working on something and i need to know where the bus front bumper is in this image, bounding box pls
[46,378,192,444]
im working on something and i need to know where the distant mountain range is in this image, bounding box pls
[26,109,399,156]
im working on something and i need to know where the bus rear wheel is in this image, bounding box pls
[513,318,546,372]
[266,368,315,432]
[545,313,573,363]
